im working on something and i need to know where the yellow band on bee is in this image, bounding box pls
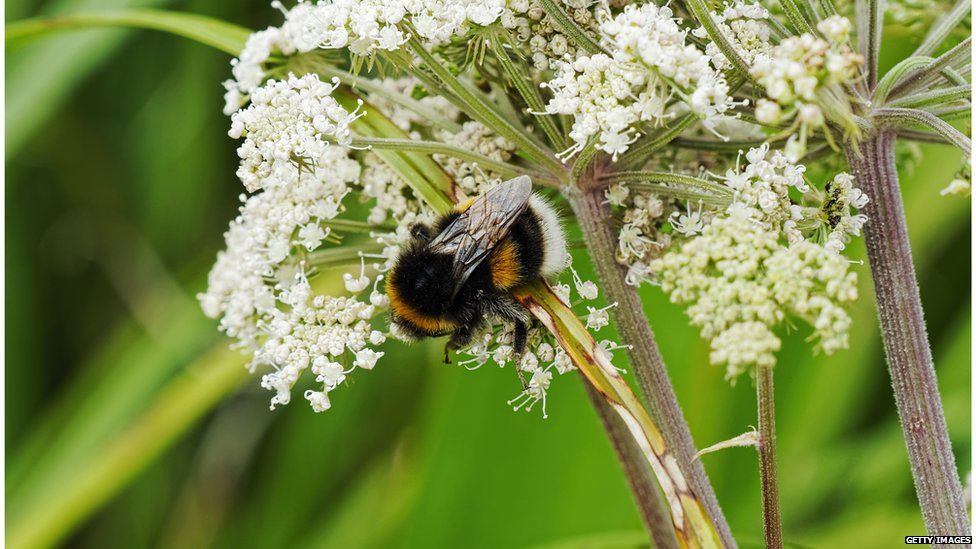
[489,239,521,290]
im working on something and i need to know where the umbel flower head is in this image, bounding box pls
[543,3,736,159]
[229,73,362,192]
[642,146,864,379]
[204,70,613,414]
[205,0,883,407]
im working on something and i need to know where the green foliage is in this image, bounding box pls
[5,2,970,548]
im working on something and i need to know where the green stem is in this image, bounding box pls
[489,35,567,150]
[404,34,567,178]
[336,89,459,210]
[780,0,818,35]
[603,171,733,196]
[856,0,883,88]
[844,132,969,539]
[583,382,680,549]
[896,129,952,144]
[874,107,972,157]
[887,85,972,109]
[323,218,394,233]
[5,9,250,55]
[343,136,557,186]
[671,135,796,153]
[515,282,724,548]
[889,38,972,98]
[685,0,755,83]
[617,114,697,170]
[317,64,462,133]
[929,104,972,121]
[756,364,783,549]
[306,242,384,267]
[912,0,971,58]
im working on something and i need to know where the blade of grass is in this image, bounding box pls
[8,345,249,549]
[6,9,250,55]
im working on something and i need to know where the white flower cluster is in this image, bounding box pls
[543,4,735,159]
[692,2,772,71]
[222,0,505,113]
[646,146,863,377]
[198,146,388,411]
[296,0,506,54]
[652,206,858,378]
[435,121,517,195]
[203,75,393,412]
[750,16,862,130]
[229,73,362,192]
[720,144,810,237]
[604,183,673,285]
[713,145,867,251]
[821,172,869,253]
[603,4,735,120]
[499,0,603,71]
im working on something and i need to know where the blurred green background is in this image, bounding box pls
[5,1,971,547]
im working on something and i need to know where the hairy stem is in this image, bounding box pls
[845,131,969,540]
[582,381,679,549]
[566,183,736,548]
[856,0,883,89]
[342,136,557,185]
[756,365,783,549]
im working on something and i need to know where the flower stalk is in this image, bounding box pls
[755,364,782,549]
[514,282,723,548]
[845,131,970,538]
[582,382,680,549]
[565,181,736,548]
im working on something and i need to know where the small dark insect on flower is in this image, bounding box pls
[386,176,568,361]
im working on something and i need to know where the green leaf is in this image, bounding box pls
[6,9,251,56]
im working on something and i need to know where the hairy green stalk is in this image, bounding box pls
[845,132,969,541]
[756,365,783,549]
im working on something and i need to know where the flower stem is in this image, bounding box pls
[515,282,723,548]
[755,364,783,549]
[342,135,558,186]
[582,381,679,549]
[845,131,969,538]
[565,182,736,548]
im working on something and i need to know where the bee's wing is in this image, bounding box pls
[427,176,533,296]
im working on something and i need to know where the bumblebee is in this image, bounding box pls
[387,176,568,359]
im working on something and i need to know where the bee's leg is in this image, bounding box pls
[511,318,530,390]
[483,294,533,388]
[513,319,528,356]
[444,326,476,364]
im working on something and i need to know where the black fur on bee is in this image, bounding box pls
[386,176,568,361]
